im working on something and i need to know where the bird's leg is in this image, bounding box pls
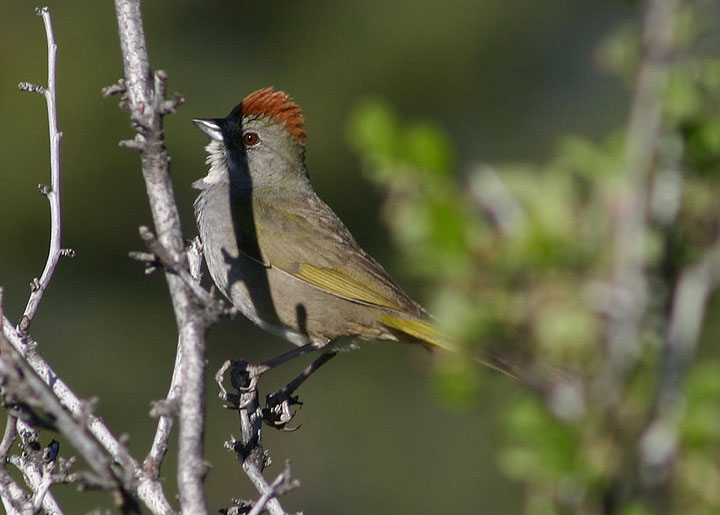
[251,342,321,374]
[215,359,252,408]
[216,343,324,409]
[235,342,323,395]
[262,349,339,429]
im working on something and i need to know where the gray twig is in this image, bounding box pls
[101,78,127,98]
[1,8,176,513]
[9,422,63,515]
[1,321,176,514]
[0,293,32,515]
[247,462,300,515]
[217,362,293,515]
[639,242,720,494]
[0,334,126,512]
[143,240,206,479]
[605,0,682,391]
[0,412,34,515]
[112,1,209,513]
[17,7,70,335]
[134,227,225,317]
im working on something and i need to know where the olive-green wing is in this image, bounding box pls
[247,191,426,318]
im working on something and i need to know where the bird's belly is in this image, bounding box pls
[228,273,313,346]
[206,245,313,347]
[210,249,394,347]
[197,207,395,346]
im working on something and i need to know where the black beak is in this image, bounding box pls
[192,118,224,142]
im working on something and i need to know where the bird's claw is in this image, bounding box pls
[220,392,241,409]
[262,390,303,430]
[238,375,260,393]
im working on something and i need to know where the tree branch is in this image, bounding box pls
[9,421,64,515]
[0,413,33,514]
[0,331,141,512]
[0,292,33,515]
[144,239,206,479]
[638,241,720,498]
[112,1,209,512]
[1,9,176,513]
[606,0,682,388]
[217,361,296,515]
[1,319,177,513]
[17,7,73,335]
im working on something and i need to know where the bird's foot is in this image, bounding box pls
[214,360,260,407]
[262,389,303,431]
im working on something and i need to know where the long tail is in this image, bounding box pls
[380,314,525,381]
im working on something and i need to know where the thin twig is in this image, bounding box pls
[3,8,175,512]
[31,462,55,513]
[134,226,222,313]
[0,334,138,512]
[112,1,209,512]
[1,318,175,514]
[606,0,682,388]
[0,413,33,515]
[638,243,720,493]
[144,240,205,478]
[11,430,64,515]
[18,7,71,334]
[218,362,291,515]
[1,361,64,515]
[247,462,300,515]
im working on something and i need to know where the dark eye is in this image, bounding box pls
[243,132,260,146]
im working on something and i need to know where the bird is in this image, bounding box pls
[190,88,529,418]
[192,87,457,365]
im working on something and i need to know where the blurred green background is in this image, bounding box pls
[0,1,639,513]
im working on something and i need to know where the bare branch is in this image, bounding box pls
[0,332,140,511]
[135,226,222,312]
[119,138,146,150]
[247,462,300,515]
[18,7,67,334]
[639,242,720,492]
[144,238,207,482]
[606,0,682,385]
[112,1,209,512]
[217,362,293,515]
[101,78,127,98]
[4,9,177,512]
[0,413,34,515]
[154,70,185,114]
[8,422,64,515]
[1,319,175,514]
[17,82,46,95]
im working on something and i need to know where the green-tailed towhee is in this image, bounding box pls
[192,87,453,353]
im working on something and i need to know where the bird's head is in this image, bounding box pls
[193,87,307,190]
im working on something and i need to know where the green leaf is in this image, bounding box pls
[403,121,454,176]
[346,99,402,175]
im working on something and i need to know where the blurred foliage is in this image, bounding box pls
[347,1,720,513]
[4,0,719,513]
[5,1,634,513]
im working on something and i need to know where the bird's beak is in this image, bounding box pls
[192,118,224,142]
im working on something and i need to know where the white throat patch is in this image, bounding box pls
[200,140,227,186]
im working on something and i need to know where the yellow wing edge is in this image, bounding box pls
[295,263,402,311]
[379,314,456,351]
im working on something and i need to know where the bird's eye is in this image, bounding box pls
[243,132,260,146]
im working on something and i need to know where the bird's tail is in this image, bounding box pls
[380,314,523,380]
